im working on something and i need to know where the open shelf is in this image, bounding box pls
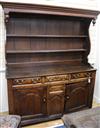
[7,59,82,66]
[6,49,86,54]
[7,34,88,38]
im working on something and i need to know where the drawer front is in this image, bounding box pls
[69,72,92,83]
[12,71,93,86]
[13,77,42,85]
[46,75,69,82]
[48,84,65,94]
[12,75,69,86]
[71,72,91,79]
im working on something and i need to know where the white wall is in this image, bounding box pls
[0,0,100,112]
[0,5,8,112]
[94,0,100,102]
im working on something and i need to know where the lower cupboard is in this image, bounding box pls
[7,71,96,125]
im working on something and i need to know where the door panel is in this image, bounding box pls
[65,80,89,112]
[13,86,46,116]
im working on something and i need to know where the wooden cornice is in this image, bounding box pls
[0,1,100,18]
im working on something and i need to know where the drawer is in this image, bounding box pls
[71,72,91,79]
[48,84,65,94]
[46,75,69,82]
[12,72,93,86]
[13,77,41,85]
[13,75,70,85]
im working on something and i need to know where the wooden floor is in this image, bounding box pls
[23,119,63,128]
[1,101,100,128]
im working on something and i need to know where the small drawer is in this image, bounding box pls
[71,72,91,79]
[48,84,65,94]
[46,75,69,82]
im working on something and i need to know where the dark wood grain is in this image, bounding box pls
[13,86,46,116]
[7,34,88,38]
[2,2,99,125]
[47,84,65,115]
[64,80,90,113]
[6,49,86,54]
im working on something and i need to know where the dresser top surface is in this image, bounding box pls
[7,64,95,79]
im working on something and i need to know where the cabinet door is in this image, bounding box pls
[65,80,90,112]
[13,86,46,116]
[47,84,65,115]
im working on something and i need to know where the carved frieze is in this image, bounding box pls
[13,72,92,85]
[13,77,41,85]
[46,75,70,82]
[71,72,91,79]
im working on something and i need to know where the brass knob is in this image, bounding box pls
[43,97,46,102]
[88,77,91,83]
[66,96,70,100]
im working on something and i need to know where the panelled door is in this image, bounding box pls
[65,80,90,112]
[13,85,47,117]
